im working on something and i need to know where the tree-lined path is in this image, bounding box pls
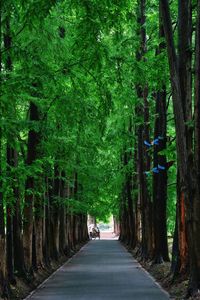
[2,0,200,298]
[25,240,169,300]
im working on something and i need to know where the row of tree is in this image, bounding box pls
[118,0,200,297]
[0,0,106,297]
[1,0,200,298]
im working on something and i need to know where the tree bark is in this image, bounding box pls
[113,216,120,236]
[34,216,44,269]
[135,0,153,260]
[160,0,197,294]
[160,0,188,179]
[43,176,52,266]
[153,88,169,263]
[33,176,45,269]
[59,171,68,255]
[0,123,8,298]
[13,152,26,277]
[0,8,8,296]
[50,165,60,260]
[6,147,15,283]
[4,16,16,283]
[189,0,200,294]
[23,101,40,273]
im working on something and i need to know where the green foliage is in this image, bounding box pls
[1,0,177,232]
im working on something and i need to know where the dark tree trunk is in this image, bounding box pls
[189,0,200,295]
[43,176,52,266]
[4,21,25,276]
[126,171,135,248]
[171,203,179,274]
[4,16,17,284]
[0,10,8,296]
[178,0,192,148]
[121,148,135,247]
[160,0,188,178]
[170,173,188,276]
[137,123,148,258]
[50,166,60,260]
[13,161,26,278]
[143,89,154,259]
[119,179,131,244]
[35,216,44,269]
[135,0,153,260]
[73,173,79,246]
[6,147,15,283]
[0,126,8,298]
[68,214,75,251]
[160,0,198,295]
[175,0,192,277]
[173,172,188,276]
[135,198,141,245]
[34,176,45,269]
[194,0,200,183]
[82,214,88,241]
[32,223,37,271]
[59,171,68,255]
[23,102,40,274]
[127,120,137,249]
[153,86,169,263]
[152,7,169,263]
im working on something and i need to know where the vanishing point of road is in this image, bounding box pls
[25,237,170,300]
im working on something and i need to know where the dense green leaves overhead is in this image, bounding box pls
[1,0,177,226]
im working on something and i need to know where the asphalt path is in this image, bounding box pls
[25,240,170,300]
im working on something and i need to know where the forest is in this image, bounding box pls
[0,0,200,299]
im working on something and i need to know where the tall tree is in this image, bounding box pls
[152,7,169,263]
[23,101,41,273]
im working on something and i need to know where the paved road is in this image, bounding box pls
[26,240,170,300]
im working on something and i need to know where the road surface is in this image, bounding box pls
[25,240,170,300]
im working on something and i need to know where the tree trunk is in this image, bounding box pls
[160,0,197,294]
[119,182,130,244]
[189,0,200,294]
[33,176,45,269]
[50,166,60,260]
[59,171,68,255]
[135,0,153,260]
[152,7,169,263]
[175,0,191,277]
[3,15,26,280]
[35,217,44,269]
[171,170,188,276]
[3,14,16,285]
[43,176,51,266]
[143,88,153,259]
[171,203,179,274]
[126,176,136,248]
[0,133,8,298]
[13,162,26,278]
[113,216,120,236]
[6,147,15,283]
[153,87,169,263]
[23,101,40,274]
[0,10,8,296]
[178,189,188,274]
[160,0,188,178]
